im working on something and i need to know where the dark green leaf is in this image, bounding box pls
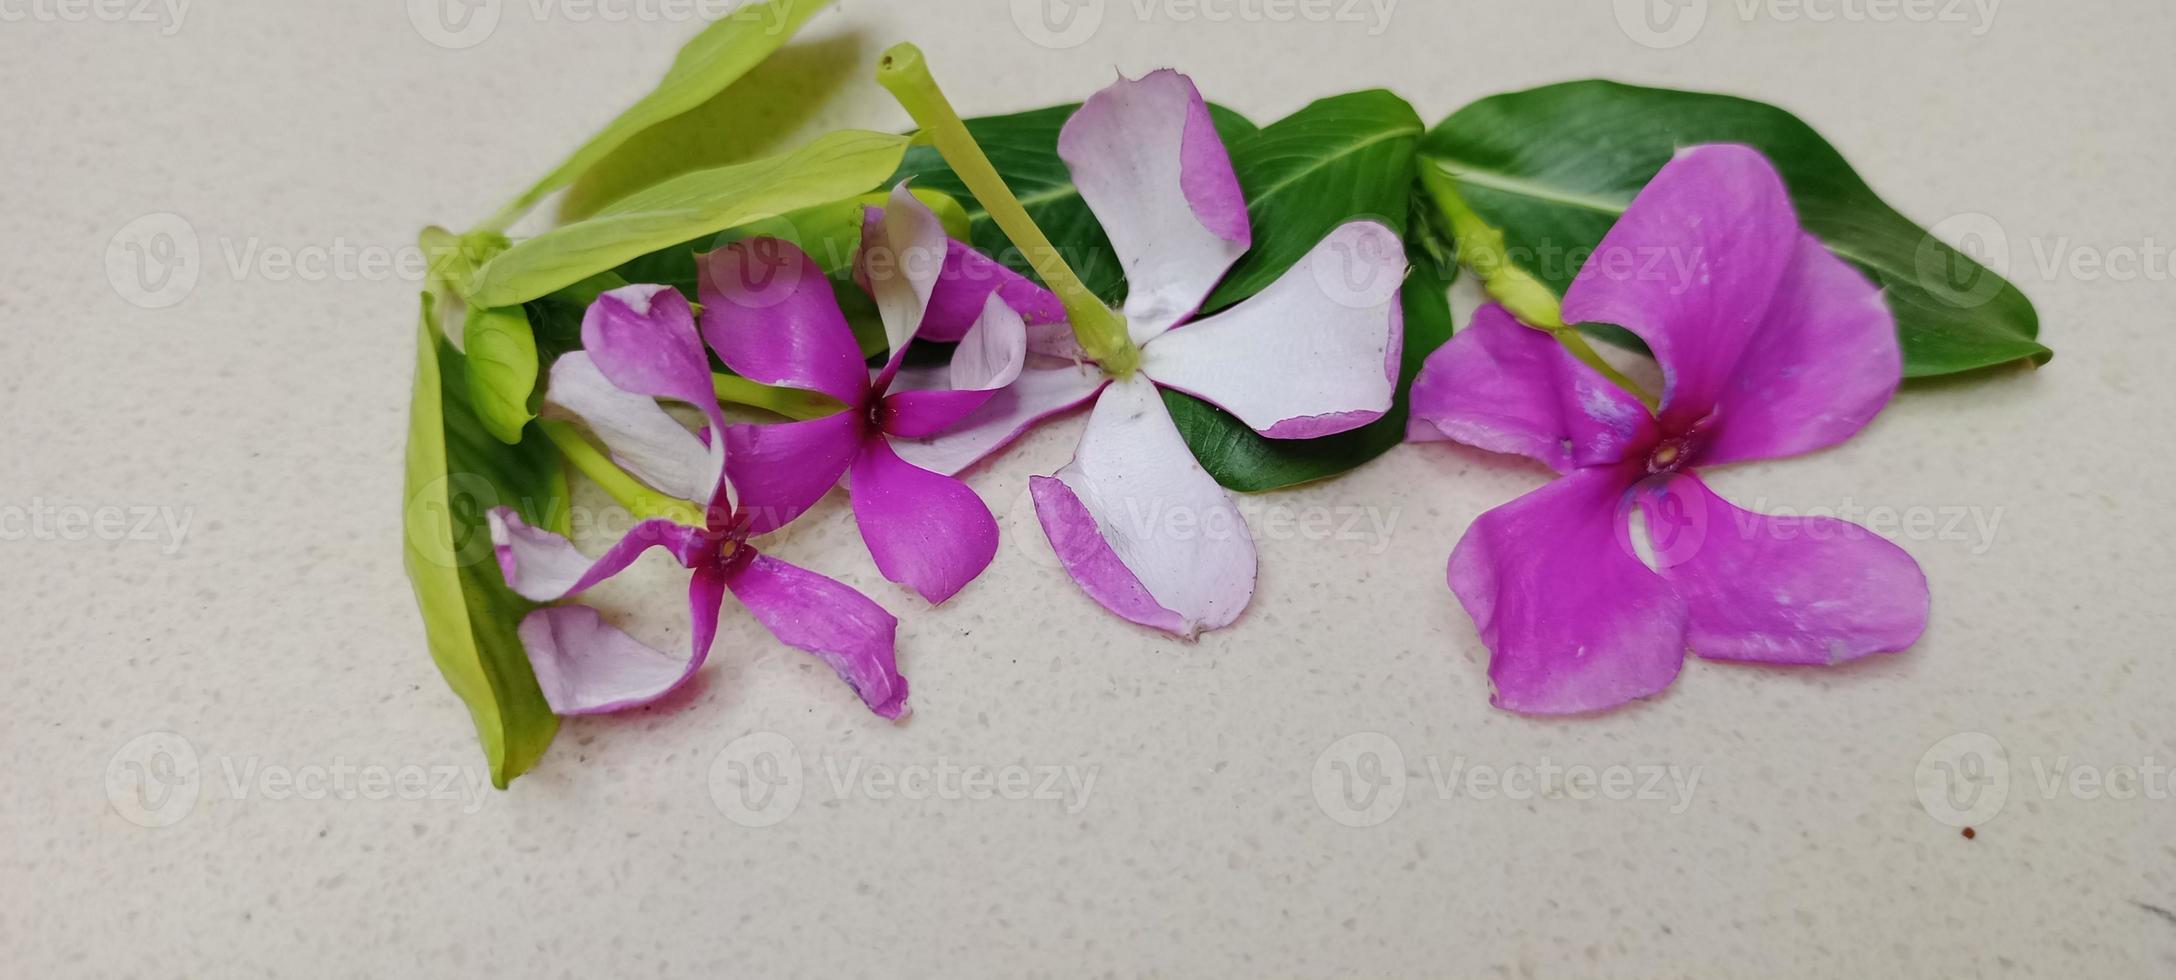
[1202,89,1423,309]
[1421,79,2048,377]
[404,294,568,787]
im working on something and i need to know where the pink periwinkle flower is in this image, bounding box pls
[871,69,1411,638]
[700,184,1050,606]
[1409,145,1930,714]
[488,285,907,720]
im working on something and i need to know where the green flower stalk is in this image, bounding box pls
[876,43,1141,376]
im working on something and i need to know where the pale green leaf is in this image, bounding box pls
[403,294,566,787]
[483,0,836,229]
[463,304,539,444]
[464,129,910,307]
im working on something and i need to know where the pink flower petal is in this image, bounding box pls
[698,238,872,406]
[848,436,998,605]
[724,552,908,719]
[1030,377,1256,637]
[1633,473,1928,665]
[875,293,1032,440]
[580,285,720,412]
[721,411,864,536]
[1699,234,1902,466]
[542,352,721,504]
[878,388,1001,440]
[887,358,1109,476]
[1139,221,1404,438]
[1408,304,1656,471]
[487,507,708,603]
[1449,466,1689,715]
[1559,145,1799,432]
[1058,69,1251,345]
[855,205,1067,343]
[517,564,726,715]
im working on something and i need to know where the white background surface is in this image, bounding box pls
[5,1,2173,976]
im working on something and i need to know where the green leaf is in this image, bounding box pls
[465,129,910,308]
[404,294,567,788]
[462,304,539,444]
[1420,79,2048,377]
[889,102,1258,303]
[559,30,864,223]
[483,0,836,230]
[1202,89,1423,310]
[1164,220,1459,492]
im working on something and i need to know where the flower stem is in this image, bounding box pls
[540,420,703,526]
[1417,161,1654,406]
[713,374,844,421]
[876,42,1138,376]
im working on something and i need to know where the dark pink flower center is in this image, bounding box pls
[1647,412,1718,474]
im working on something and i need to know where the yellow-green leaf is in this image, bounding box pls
[464,129,910,308]
[403,294,566,787]
[463,304,539,444]
[482,0,836,229]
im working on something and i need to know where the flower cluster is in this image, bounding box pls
[473,71,1930,732]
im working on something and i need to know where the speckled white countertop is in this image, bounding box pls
[5,1,2172,976]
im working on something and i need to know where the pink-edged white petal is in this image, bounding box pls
[1633,473,1928,665]
[1448,465,1689,715]
[862,182,949,362]
[1560,144,1799,432]
[1029,376,1256,638]
[1139,220,1404,438]
[1407,304,1657,472]
[1058,69,1252,345]
[721,412,864,536]
[1698,234,1901,466]
[847,437,998,605]
[950,292,1029,391]
[517,564,726,715]
[698,238,872,405]
[856,205,1068,343]
[888,357,1109,476]
[542,352,721,503]
[487,507,709,603]
[724,552,909,719]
